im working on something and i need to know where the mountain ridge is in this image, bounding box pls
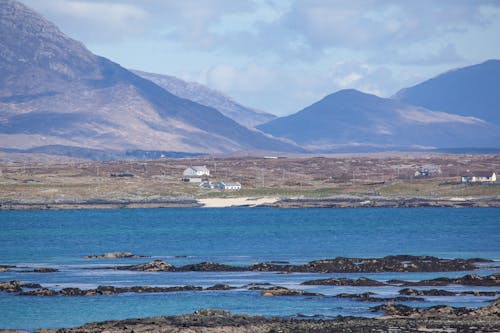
[0,0,301,156]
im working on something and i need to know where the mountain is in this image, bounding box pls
[0,0,299,158]
[132,70,276,128]
[393,60,500,124]
[257,89,500,151]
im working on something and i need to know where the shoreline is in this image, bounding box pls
[2,301,499,333]
[1,196,499,210]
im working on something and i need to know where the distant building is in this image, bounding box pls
[199,181,215,189]
[461,171,497,183]
[415,165,441,177]
[181,177,202,183]
[183,166,210,177]
[215,182,242,190]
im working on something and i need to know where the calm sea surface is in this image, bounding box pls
[0,207,499,330]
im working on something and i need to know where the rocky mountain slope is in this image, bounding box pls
[393,60,500,124]
[0,0,299,157]
[132,70,276,128]
[257,89,500,151]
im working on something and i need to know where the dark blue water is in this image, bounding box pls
[0,207,499,330]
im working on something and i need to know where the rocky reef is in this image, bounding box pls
[83,252,150,259]
[111,255,484,273]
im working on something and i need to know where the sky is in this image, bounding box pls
[23,0,500,116]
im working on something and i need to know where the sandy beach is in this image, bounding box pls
[198,196,280,208]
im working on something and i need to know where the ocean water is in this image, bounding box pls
[0,207,499,331]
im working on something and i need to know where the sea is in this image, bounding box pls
[0,207,499,331]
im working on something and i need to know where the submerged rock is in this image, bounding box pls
[260,286,323,297]
[302,277,386,286]
[117,260,174,272]
[32,268,58,273]
[394,273,500,287]
[84,252,150,259]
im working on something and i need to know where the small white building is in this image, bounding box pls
[183,166,210,177]
[461,171,497,183]
[216,182,242,190]
[199,181,215,189]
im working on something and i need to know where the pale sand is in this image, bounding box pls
[198,197,279,208]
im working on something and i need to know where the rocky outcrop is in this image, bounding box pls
[394,273,499,287]
[110,255,484,273]
[260,286,323,297]
[32,267,58,273]
[84,252,149,259]
[0,281,41,293]
[116,260,174,272]
[14,301,500,333]
[302,277,386,286]
[399,288,500,297]
[0,265,15,272]
[372,298,500,319]
[335,292,423,302]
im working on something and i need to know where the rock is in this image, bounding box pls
[178,262,243,272]
[0,265,15,272]
[399,288,456,296]
[84,252,149,259]
[33,268,58,273]
[0,281,24,293]
[205,284,237,291]
[396,273,500,287]
[19,288,58,296]
[260,286,323,297]
[117,260,174,272]
[335,292,423,302]
[302,277,386,286]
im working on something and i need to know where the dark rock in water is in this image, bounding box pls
[0,265,15,272]
[250,255,479,273]
[84,252,150,259]
[117,260,174,272]
[0,281,24,293]
[399,288,456,296]
[19,288,58,296]
[302,277,386,286]
[0,281,42,293]
[335,292,423,302]
[205,284,237,291]
[334,292,423,302]
[32,267,58,273]
[178,262,243,272]
[396,273,500,287]
[24,299,500,333]
[260,286,323,297]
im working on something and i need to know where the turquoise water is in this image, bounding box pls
[0,207,499,330]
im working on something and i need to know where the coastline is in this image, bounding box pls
[1,195,499,210]
[2,302,499,333]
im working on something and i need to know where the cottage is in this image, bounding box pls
[461,171,497,183]
[215,182,242,190]
[183,166,210,177]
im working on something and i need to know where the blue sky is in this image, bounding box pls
[23,0,500,116]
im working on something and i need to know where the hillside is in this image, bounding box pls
[257,89,500,151]
[393,60,500,124]
[132,70,276,128]
[0,0,299,158]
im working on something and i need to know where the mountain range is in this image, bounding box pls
[0,0,299,157]
[0,0,499,159]
[257,88,500,151]
[131,70,276,128]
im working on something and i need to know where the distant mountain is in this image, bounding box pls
[0,0,299,158]
[257,89,500,151]
[393,60,500,124]
[132,70,276,128]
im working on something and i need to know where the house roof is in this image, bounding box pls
[462,171,495,177]
[223,182,241,187]
[187,166,209,172]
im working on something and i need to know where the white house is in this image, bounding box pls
[216,182,242,190]
[461,171,497,183]
[183,166,210,177]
